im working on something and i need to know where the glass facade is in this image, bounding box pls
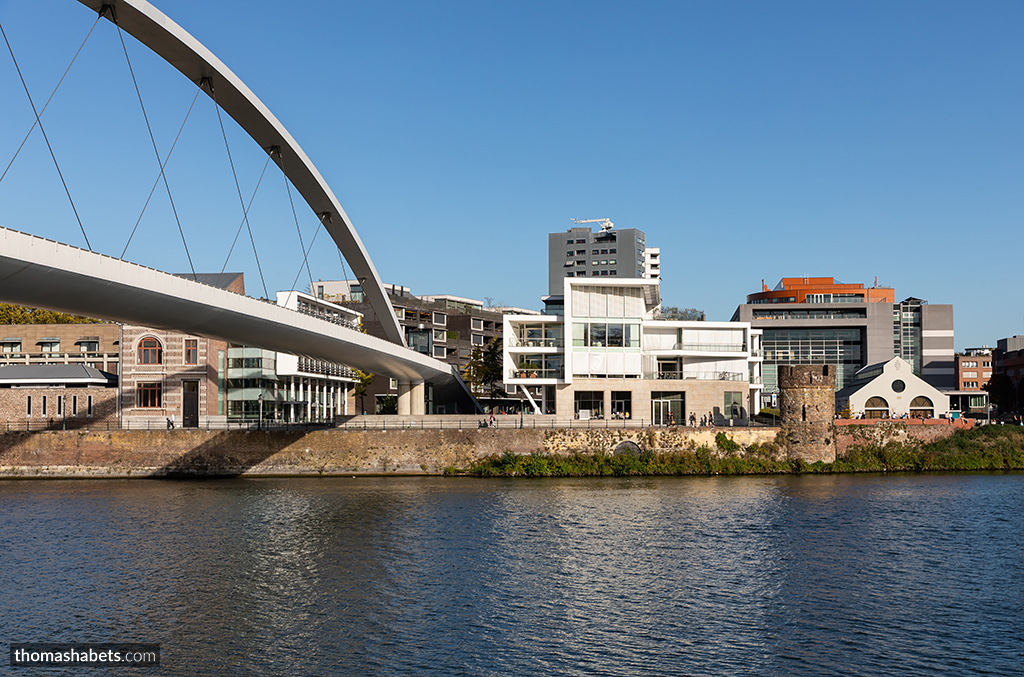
[893,300,922,374]
[761,328,863,395]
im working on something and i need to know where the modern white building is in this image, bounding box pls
[503,278,762,424]
[266,290,362,422]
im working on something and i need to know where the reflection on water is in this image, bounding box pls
[1,473,1022,675]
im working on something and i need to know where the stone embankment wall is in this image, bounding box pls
[0,427,777,478]
[0,423,967,478]
[834,421,965,456]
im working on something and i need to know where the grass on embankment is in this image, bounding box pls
[446,426,1024,477]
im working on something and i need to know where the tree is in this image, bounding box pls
[984,373,1017,413]
[658,305,705,321]
[0,303,104,325]
[352,369,375,414]
[463,338,505,399]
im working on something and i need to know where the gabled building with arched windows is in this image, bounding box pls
[835,357,950,419]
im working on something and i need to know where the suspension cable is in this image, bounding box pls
[278,148,315,293]
[1,21,92,251]
[210,85,268,298]
[122,87,201,259]
[0,14,101,187]
[221,153,272,275]
[289,218,325,293]
[114,15,196,279]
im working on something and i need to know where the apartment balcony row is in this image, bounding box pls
[295,306,360,331]
[648,343,748,353]
[507,337,565,349]
[506,369,759,384]
[508,368,564,381]
[644,371,748,382]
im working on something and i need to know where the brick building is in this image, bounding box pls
[0,364,119,429]
[118,273,241,428]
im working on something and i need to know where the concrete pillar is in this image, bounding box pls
[410,380,426,416]
[397,381,412,415]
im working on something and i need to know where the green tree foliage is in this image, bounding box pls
[658,305,705,321]
[984,373,1017,412]
[0,304,104,325]
[463,338,505,399]
[377,394,397,415]
[352,369,374,414]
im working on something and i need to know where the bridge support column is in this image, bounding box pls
[397,381,412,416]
[410,380,425,416]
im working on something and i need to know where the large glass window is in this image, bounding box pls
[574,391,604,419]
[138,383,162,408]
[138,338,162,365]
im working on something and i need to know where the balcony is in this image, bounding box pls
[643,371,747,381]
[667,343,747,352]
[507,337,564,349]
[508,368,563,380]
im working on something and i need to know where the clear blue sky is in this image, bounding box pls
[1,1,1021,350]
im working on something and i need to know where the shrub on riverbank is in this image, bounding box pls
[447,425,1024,477]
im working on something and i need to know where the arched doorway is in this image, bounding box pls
[910,396,934,419]
[864,396,889,419]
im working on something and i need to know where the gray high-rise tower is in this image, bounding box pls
[548,220,647,295]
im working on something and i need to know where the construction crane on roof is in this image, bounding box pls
[572,217,614,231]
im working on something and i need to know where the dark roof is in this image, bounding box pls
[0,364,117,385]
[174,272,244,290]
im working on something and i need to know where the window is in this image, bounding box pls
[471,318,484,331]
[432,312,446,326]
[962,371,977,378]
[609,259,616,265]
[576,239,586,244]
[185,339,198,365]
[26,396,32,417]
[57,396,63,417]
[610,248,616,254]
[42,396,48,416]
[592,249,599,255]
[87,396,93,417]
[138,338,162,365]
[395,308,405,320]
[2,341,21,354]
[600,249,608,255]
[566,251,573,257]
[566,272,575,277]
[963,381,978,388]
[472,334,485,346]
[433,329,447,342]
[317,285,324,298]
[724,392,743,419]
[389,378,398,390]
[79,341,99,353]
[610,270,617,275]
[566,239,574,244]
[600,270,609,275]
[433,345,446,358]
[40,341,60,353]
[72,396,78,417]
[576,250,585,256]
[137,382,162,408]
[592,260,599,266]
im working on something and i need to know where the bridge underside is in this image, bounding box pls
[0,228,478,413]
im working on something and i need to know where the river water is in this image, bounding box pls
[1,473,1022,676]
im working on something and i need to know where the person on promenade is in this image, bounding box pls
[489,412,496,428]
[689,412,696,427]
[707,411,715,428]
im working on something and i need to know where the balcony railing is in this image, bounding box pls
[644,371,747,381]
[664,343,747,352]
[508,337,564,348]
[509,368,564,380]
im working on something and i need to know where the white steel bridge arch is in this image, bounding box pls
[75,0,404,345]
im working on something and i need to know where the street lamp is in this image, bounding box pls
[257,394,264,430]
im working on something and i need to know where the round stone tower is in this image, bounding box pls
[778,365,837,463]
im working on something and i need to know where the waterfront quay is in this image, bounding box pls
[0,416,974,479]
